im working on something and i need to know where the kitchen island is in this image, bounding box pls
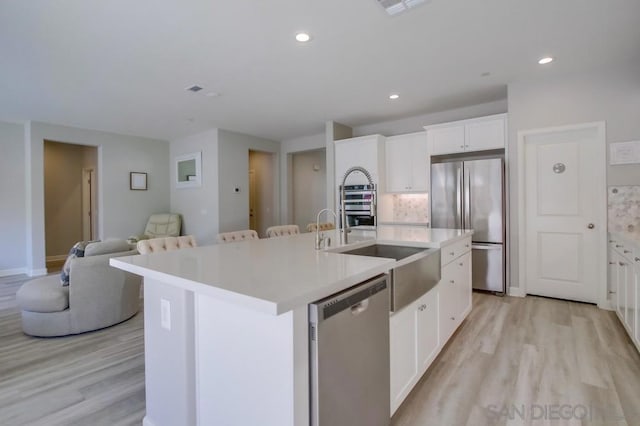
[111,226,473,426]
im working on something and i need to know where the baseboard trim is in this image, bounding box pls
[0,267,27,277]
[46,255,68,262]
[143,416,156,426]
[598,300,614,311]
[28,268,48,277]
[508,286,526,298]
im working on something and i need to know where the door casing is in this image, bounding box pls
[517,121,608,308]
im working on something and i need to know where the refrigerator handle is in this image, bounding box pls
[464,165,471,231]
[456,165,463,229]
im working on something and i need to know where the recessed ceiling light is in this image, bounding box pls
[389,94,400,100]
[538,57,554,65]
[295,32,311,42]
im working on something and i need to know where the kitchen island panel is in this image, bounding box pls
[195,293,309,426]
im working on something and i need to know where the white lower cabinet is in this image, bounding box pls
[608,234,640,353]
[389,297,419,413]
[439,251,472,342]
[390,289,439,414]
[417,289,439,372]
[390,236,472,414]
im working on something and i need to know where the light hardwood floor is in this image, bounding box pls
[1,275,639,425]
[0,274,145,426]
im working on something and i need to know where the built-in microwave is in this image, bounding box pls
[339,184,376,228]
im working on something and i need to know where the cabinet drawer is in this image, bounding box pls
[440,237,471,267]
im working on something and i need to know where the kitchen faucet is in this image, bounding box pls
[339,166,376,245]
[314,208,337,250]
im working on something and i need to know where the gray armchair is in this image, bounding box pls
[16,242,141,337]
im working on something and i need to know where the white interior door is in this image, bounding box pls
[520,123,605,303]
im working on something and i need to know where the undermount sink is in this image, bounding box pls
[338,244,441,312]
[338,244,431,261]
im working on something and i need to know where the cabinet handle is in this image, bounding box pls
[609,290,617,294]
[459,262,463,266]
[616,244,623,248]
[624,250,632,254]
[609,261,617,265]
[450,252,455,256]
[465,244,470,248]
[450,280,455,284]
[609,240,616,243]
[459,145,464,149]
[451,316,455,321]
[619,262,627,266]
[636,257,640,262]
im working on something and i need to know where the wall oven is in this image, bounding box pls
[340,184,377,227]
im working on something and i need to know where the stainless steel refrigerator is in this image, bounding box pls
[431,156,506,293]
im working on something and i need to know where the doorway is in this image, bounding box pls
[518,122,606,305]
[290,149,327,231]
[248,150,277,237]
[44,141,98,270]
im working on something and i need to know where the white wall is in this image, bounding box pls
[325,122,353,212]
[170,128,279,244]
[170,129,220,245]
[26,121,170,275]
[291,149,327,231]
[217,129,280,235]
[507,60,640,290]
[352,99,508,137]
[279,133,325,224]
[0,121,27,275]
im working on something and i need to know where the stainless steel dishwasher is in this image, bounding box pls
[309,274,390,426]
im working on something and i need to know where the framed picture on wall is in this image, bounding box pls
[130,172,148,190]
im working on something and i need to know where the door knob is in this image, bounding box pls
[587,223,595,229]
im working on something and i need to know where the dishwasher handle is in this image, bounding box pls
[309,274,388,323]
[350,299,369,316]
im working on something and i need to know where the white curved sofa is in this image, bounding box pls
[16,240,141,337]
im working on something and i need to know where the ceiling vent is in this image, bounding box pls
[185,85,203,93]
[377,0,428,16]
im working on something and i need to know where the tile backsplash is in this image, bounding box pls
[608,185,640,240]
[390,193,429,223]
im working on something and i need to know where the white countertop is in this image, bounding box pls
[377,221,430,227]
[111,226,472,316]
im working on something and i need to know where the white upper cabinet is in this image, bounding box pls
[426,113,507,156]
[335,134,385,186]
[466,117,506,151]
[428,126,466,155]
[385,132,429,193]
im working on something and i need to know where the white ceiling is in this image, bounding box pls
[1,0,639,142]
